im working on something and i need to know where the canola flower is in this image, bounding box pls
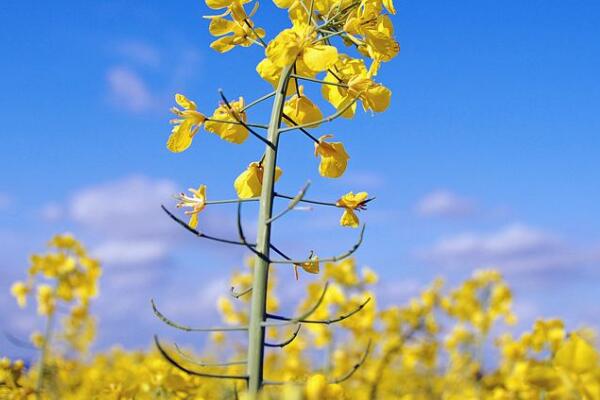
[3,254,600,399]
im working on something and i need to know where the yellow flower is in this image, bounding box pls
[37,284,55,316]
[283,86,323,127]
[30,331,45,348]
[294,253,319,279]
[336,191,369,227]
[208,16,266,53]
[10,281,30,308]
[265,23,338,73]
[204,97,249,144]
[314,134,349,178]
[554,333,599,374]
[168,94,206,152]
[322,55,391,117]
[175,185,208,229]
[234,162,283,199]
[344,1,399,62]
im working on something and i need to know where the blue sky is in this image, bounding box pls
[1,0,599,357]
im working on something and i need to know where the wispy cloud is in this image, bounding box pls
[106,66,156,113]
[418,223,600,273]
[415,189,475,218]
[114,40,161,68]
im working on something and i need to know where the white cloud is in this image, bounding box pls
[115,40,161,67]
[92,239,170,265]
[415,190,474,218]
[69,175,176,237]
[106,66,155,113]
[419,223,600,272]
[39,203,63,221]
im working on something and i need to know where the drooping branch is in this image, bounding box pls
[264,324,302,348]
[281,112,320,143]
[154,335,248,380]
[266,181,311,224]
[206,118,269,130]
[219,89,275,150]
[151,299,248,332]
[269,225,366,264]
[162,205,255,247]
[263,340,371,385]
[263,282,330,326]
[236,201,271,262]
[174,343,247,367]
[264,297,371,327]
[279,97,359,132]
[330,340,372,384]
[3,331,37,350]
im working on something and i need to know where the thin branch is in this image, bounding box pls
[241,91,276,112]
[313,30,346,43]
[331,340,372,384]
[290,74,349,88]
[243,18,267,47]
[274,192,339,207]
[279,97,359,132]
[162,205,254,247]
[281,112,320,143]
[218,89,275,150]
[151,299,248,332]
[264,297,371,327]
[204,197,260,205]
[231,286,253,299]
[154,335,248,380]
[3,331,37,350]
[269,225,366,264]
[237,201,271,262]
[174,343,247,366]
[265,325,302,348]
[206,118,268,129]
[266,181,311,224]
[263,340,371,385]
[262,282,331,327]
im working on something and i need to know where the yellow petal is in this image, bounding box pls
[188,213,199,229]
[210,36,236,53]
[302,44,338,72]
[209,17,236,36]
[364,84,392,112]
[175,94,196,110]
[554,334,599,374]
[340,209,359,228]
[167,122,196,153]
[205,0,232,10]
[234,164,263,199]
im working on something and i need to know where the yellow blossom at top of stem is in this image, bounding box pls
[314,134,350,178]
[10,281,30,308]
[168,94,207,153]
[234,161,283,198]
[208,11,266,53]
[265,23,338,74]
[344,0,399,62]
[322,55,391,117]
[283,85,323,127]
[204,97,249,144]
[336,191,369,227]
[175,184,208,229]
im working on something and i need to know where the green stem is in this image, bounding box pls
[246,63,294,396]
[36,313,54,398]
